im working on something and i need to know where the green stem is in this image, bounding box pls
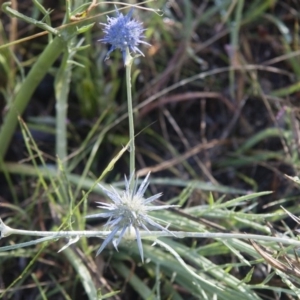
[125,47,135,178]
[0,36,64,160]
[54,44,73,165]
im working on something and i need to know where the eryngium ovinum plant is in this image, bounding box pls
[0,6,176,263]
[87,7,176,262]
[2,7,300,290]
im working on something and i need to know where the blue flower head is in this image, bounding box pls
[86,172,175,262]
[99,7,150,63]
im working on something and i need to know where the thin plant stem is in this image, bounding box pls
[125,47,135,179]
[2,220,300,248]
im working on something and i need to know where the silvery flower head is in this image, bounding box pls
[86,172,175,262]
[99,7,151,63]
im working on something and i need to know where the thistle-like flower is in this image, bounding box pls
[99,7,150,63]
[86,172,175,262]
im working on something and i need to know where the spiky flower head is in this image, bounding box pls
[99,7,150,63]
[86,172,174,262]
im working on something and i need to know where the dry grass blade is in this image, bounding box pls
[281,206,300,225]
[250,239,300,278]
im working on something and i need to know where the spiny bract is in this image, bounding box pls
[86,172,174,262]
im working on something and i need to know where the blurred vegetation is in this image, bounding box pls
[1,0,300,299]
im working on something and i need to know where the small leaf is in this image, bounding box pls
[77,23,95,34]
[239,267,254,284]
